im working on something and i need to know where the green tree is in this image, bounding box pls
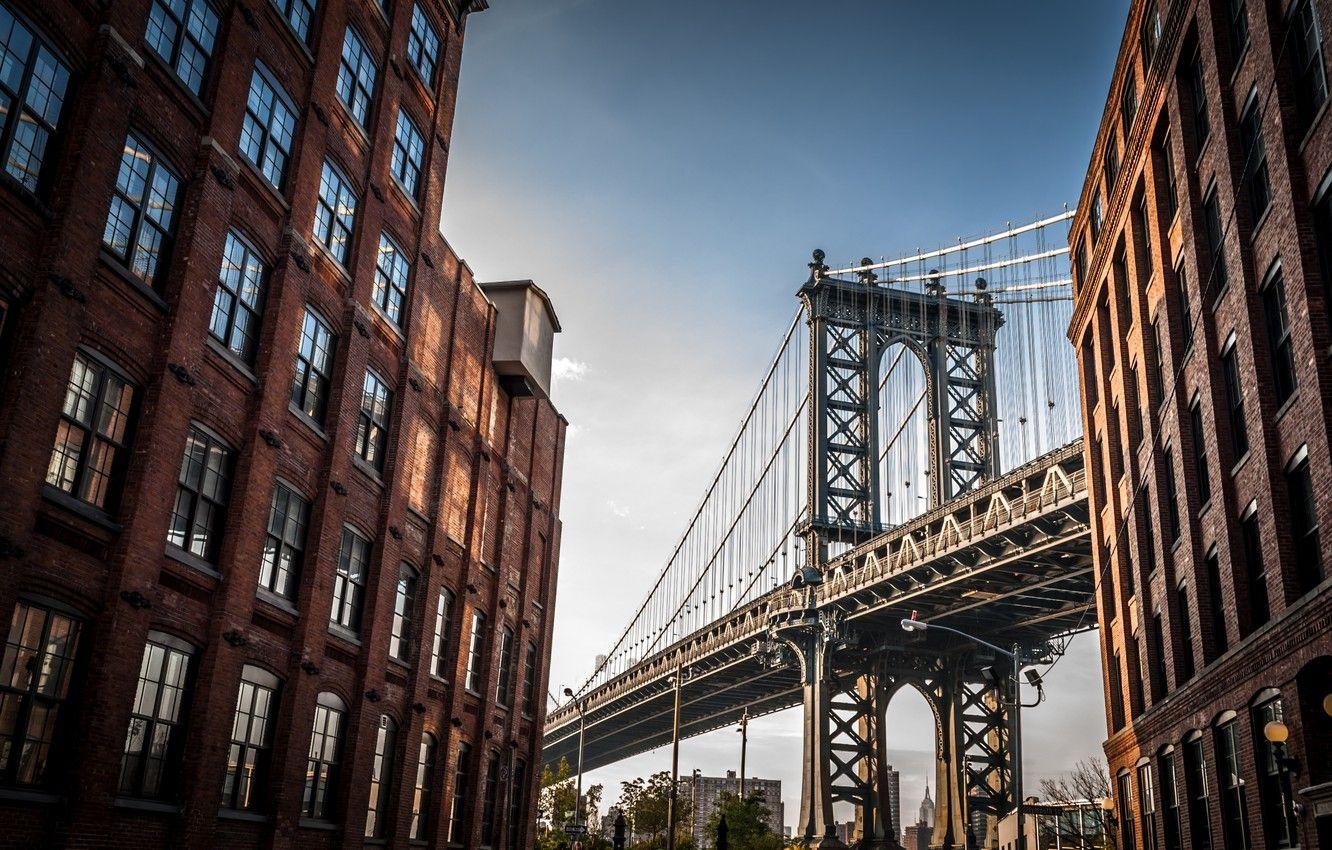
[618,772,693,850]
[703,792,783,850]
[540,757,577,830]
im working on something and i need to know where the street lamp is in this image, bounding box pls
[901,617,1042,850]
[737,708,750,799]
[1263,719,1301,844]
[563,687,587,837]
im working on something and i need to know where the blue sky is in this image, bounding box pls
[441,0,1128,833]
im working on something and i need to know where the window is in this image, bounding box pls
[1176,584,1196,684]
[495,626,515,707]
[1160,750,1183,850]
[1122,68,1139,133]
[119,634,192,799]
[1140,763,1159,850]
[1289,0,1328,135]
[1162,446,1180,545]
[103,134,181,286]
[1240,508,1270,632]
[1150,317,1166,403]
[303,692,345,820]
[430,588,455,677]
[507,758,528,850]
[1215,718,1251,849]
[45,351,135,510]
[1074,241,1087,291]
[355,369,392,470]
[1203,189,1228,298]
[291,307,336,422]
[336,28,377,128]
[1238,93,1270,218]
[449,742,473,844]
[391,110,425,199]
[1220,340,1247,460]
[465,610,487,694]
[365,714,397,838]
[1091,190,1103,243]
[1137,191,1153,271]
[1287,449,1323,592]
[1141,486,1157,577]
[410,733,436,840]
[0,4,71,193]
[407,3,440,84]
[1176,265,1193,346]
[389,564,418,662]
[1253,697,1297,847]
[1183,735,1213,850]
[1157,131,1178,218]
[480,750,501,847]
[1109,650,1126,732]
[1190,400,1211,507]
[1105,135,1120,188]
[259,481,308,600]
[1118,771,1137,850]
[1229,0,1249,57]
[144,0,218,95]
[1149,611,1167,700]
[222,665,279,811]
[1262,268,1297,406]
[167,424,231,563]
[1314,176,1332,307]
[1189,51,1210,149]
[1141,4,1162,66]
[270,0,316,43]
[1204,551,1228,656]
[331,527,370,633]
[209,230,267,363]
[313,159,357,266]
[521,641,537,717]
[374,231,411,325]
[0,600,81,787]
[240,63,297,190]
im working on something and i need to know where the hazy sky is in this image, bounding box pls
[440,0,1128,832]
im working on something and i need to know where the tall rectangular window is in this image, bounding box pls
[1149,611,1168,700]
[449,742,473,844]
[239,63,297,190]
[1162,446,1180,544]
[1238,510,1269,634]
[430,588,455,678]
[364,714,396,838]
[270,0,316,43]
[1137,191,1153,272]
[1176,265,1193,347]
[119,634,192,799]
[144,0,218,95]
[1118,772,1137,850]
[0,4,71,194]
[1253,699,1297,847]
[1122,68,1138,133]
[410,733,436,840]
[522,641,538,717]
[391,110,425,199]
[1150,317,1166,404]
[1184,737,1213,850]
[291,307,335,423]
[373,231,411,326]
[508,758,528,850]
[259,481,308,600]
[0,600,81,787]
[1262,268,1297,406]
[1158,131,1178,218]
[1205,551,1228,656]
[303,692,346,820]
[495,626,515,708]
[1289,0,1328,135]
[45,351,135,510]
[1141,486,1158,576]
[103,134,181,286]
[1176,583,1196,682]
[1314,180,1332,308]
[407,3,440,84]
[1091,190,1104,243]
[1229,0,1249,57]
[1190,400,1211,507]
[1220,342,1247,459]
[1203,189,1228,298]
[1189,51,1211,149]
[480,750,501,847]
[1215,720,1251,849]
[355,369,392,471]
[167,424,231,563]
[336,27,377,128]
[1140,762,1159,850]
[313,159,357,266]
[222,665,279,811]
[465,611,487,694]
[1105,135,1121,188]
[1161,751,1183,850]
[389,565,418,662]
[1074,240,1087,292]
[330,526,369,633]
[210,230,267,363]
[1238,93,1270,218]
[1141,4,1162,65]
[1287,451,1323,592]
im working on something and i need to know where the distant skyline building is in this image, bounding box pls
[885,763,902,842]
[683,769,784,847]
[903,784,935,850]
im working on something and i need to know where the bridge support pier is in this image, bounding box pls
[790,611,846,848]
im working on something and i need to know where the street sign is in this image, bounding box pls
[563,824,588,836]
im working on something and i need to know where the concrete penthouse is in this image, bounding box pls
[0,0,567,848]
[1069,0,1332,848]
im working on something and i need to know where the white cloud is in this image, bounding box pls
[553,356,589,382]
[606,500,632,519]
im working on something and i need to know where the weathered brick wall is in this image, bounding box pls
[0,0,565,848]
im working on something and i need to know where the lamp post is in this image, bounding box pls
[901,618,1041,850]
[563,688,587,835]
[1100,796,1116,850]
[667,664,685,850]
[738,708,749,799]
[1263,719,1300,845]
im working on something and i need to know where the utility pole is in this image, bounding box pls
[667,665,684,850]
[1012,643,1025,850]
[737,708,749,798]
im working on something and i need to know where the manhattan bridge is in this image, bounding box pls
[543,212,1095,849]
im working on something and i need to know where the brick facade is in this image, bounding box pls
[1069,1,1332,849]
[0,0,567,848]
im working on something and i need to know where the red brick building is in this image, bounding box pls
[0,0,568,847]
[1070,1,1332,849]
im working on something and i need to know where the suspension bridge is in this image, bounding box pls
[542,212,1095,849]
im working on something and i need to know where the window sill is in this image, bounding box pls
[369,300,406,341]
[164,544,222,580]
[1196,498,1213,521]
[332,97,371,148]
[1274,391,1301,424]
[41,485,122,533]
[205,336,259,384]
[141,48,210,123]
[256,587,300,618]
[217,808,272,823]
[0,787,61,804]
[389,656,413,673]
[113,796,181,814]
[237,156,292,214]
[264,2,315,65]
[310,237,354,283]
[1230,450,1251,478]
[390,176,422,217]
[98,250,169,313]
[328,623,362,646]
[351,454,385,487]
[0,170,55,220]
[1297,98,1330,156]
[298,817,340,831]
[288,401,329,440]
[1249,203,1273,243]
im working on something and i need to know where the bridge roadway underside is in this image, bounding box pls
[543,441,1094,775]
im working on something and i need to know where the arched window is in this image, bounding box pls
[0,599,82,787]
[1213,712,1251,849]
[222,665,281,811]
[303,692,346,820]
[390,564,419,662]
[495,626,515,707]
[365,714,398,838]
[410,732,436,840]
[1251,690,1296,848]
[120,632,193,800]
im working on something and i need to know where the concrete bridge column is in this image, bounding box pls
[795,622,844,849]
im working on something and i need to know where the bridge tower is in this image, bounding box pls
[790,252,1009,849]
